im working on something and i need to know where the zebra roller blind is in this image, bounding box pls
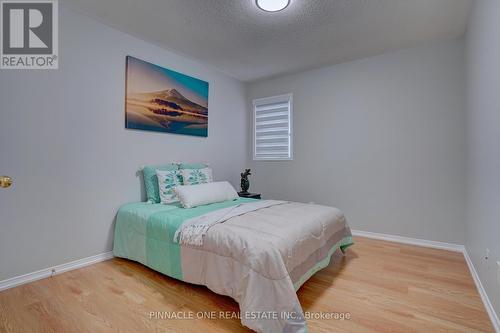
[253,94,293,160]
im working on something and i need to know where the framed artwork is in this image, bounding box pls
[125,56,209,137]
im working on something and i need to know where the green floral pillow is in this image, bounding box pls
[143,164,178,203]
[156,169,183,204]
[181,168,213,186]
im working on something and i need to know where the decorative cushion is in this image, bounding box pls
[181,167,213,186]
[175,181,238,208]
[143,164,178,203]
[156,169,183,204]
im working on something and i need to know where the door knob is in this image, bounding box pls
[0,176,12,188]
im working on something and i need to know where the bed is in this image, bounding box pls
[113,197,352,333]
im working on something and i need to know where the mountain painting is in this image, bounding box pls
[125,56,209,137]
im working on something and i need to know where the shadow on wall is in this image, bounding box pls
[136,170,146,202]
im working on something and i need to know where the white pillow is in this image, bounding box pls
[181,167,213,185]
[156,169,183,204]
[175,181,238,208]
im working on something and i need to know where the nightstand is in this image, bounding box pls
[238,192,261,199]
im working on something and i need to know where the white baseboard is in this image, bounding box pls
[351,229,465,252]
[0,251,114,292]
[463,249,500,332]
[352,229,499,332]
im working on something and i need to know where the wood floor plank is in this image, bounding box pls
[0,236,494,332]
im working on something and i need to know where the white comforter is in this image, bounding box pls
[177,201,352,333]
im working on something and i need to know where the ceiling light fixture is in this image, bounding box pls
[256,0,290,12]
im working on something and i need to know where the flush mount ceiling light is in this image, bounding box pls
[256,0,290,12]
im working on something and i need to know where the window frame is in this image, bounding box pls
[253,93,293,161]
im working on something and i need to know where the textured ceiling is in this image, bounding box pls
[64,0,471,82]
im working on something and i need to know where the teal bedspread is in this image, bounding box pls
[113,198,257,280]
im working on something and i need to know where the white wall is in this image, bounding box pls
[247,39,467,244]
[465,0,500,318]
[0,7,247,281]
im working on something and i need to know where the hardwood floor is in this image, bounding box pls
[0,237,494,333]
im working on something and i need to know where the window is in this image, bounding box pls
[253,93,293,161]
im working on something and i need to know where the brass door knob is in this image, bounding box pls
[0,176,12,188]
